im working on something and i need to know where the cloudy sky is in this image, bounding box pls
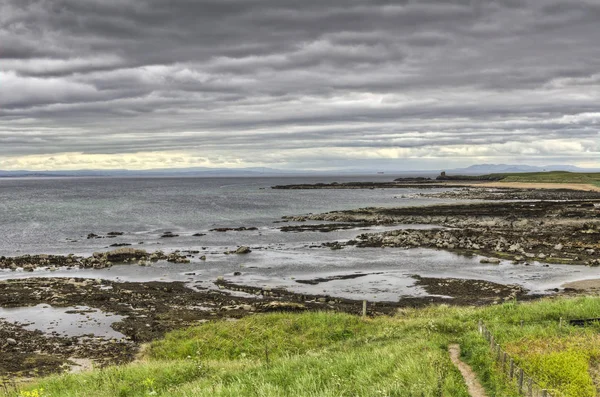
[1,0,599,171]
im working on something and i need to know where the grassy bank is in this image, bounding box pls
[8,296,600,397]
[501,171,600,185]
[439,171,600,186]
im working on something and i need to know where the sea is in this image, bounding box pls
[0,175,597,301]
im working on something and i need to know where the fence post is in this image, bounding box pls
[518,368,524,392]
[527,378,533,397]
[478,319,482,333]
[542,390,548,397]
[362,300,367,317]
[490,335,495,349]
[559,317,563,329]
[509,358,515,379]
[496,344,501,362]
[520,319,524,328]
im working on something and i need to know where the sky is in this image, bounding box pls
[1,0,599,171]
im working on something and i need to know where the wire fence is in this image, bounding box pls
[478,320,556,397]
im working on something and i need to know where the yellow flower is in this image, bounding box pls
[19,389,45,397]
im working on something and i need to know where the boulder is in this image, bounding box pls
[235,246,252,254]
[105,248,148,262]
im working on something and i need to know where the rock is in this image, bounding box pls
[161,232,179,238]
[538,253,547,259]
[199,255,206,261]
[87,233,101,239]
[263,302,306,311]
[22,264,35,272]
[235,246,252,254]
[6,338,17,345]
[105,248,148,262]
[233,271,242,276]
[554,243,564,251]
[480,258,501,264]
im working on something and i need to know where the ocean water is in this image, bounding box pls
[1,175,597,301]
[0,175,449,256]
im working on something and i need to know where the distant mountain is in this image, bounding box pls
[445,164,598,174]
[1,163,598,179]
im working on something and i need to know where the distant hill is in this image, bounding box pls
[0,167,312,178]
[445,164,597,174]
[1,163,598,178]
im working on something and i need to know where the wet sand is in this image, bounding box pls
[562,279,600,291]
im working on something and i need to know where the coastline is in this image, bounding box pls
[1,181,600,378]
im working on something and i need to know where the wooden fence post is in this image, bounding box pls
[518,368,524,392]
[478,320,552,397]
[509,358,515,379]
[362,300,367,317]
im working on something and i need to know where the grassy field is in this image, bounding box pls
[440,171,600,186]
[500,171,600,185]
[7,297,600,397]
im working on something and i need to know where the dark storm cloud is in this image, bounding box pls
[0,0,599,169]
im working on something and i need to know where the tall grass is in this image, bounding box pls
[10,296,600,397]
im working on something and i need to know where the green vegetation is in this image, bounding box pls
[438,171,600,185]
[9,297,600,397]
[501,171,600,185]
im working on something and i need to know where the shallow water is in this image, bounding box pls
[1,175,598,302]
[2,246,598,302]
[0,304,125,339]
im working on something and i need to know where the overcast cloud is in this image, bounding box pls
[1,0,599,171]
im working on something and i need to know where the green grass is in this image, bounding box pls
[500,171,600,184]
[439,171,600,185]
[9,297,600,397]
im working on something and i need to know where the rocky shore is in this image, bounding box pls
[3,185,600,379]
[284,199,600,266]
[272,181,451,189]
[0,272,535,378]
[0,248,192,272]
[418,186,600,201]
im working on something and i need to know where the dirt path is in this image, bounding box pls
[449,344,489,397]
